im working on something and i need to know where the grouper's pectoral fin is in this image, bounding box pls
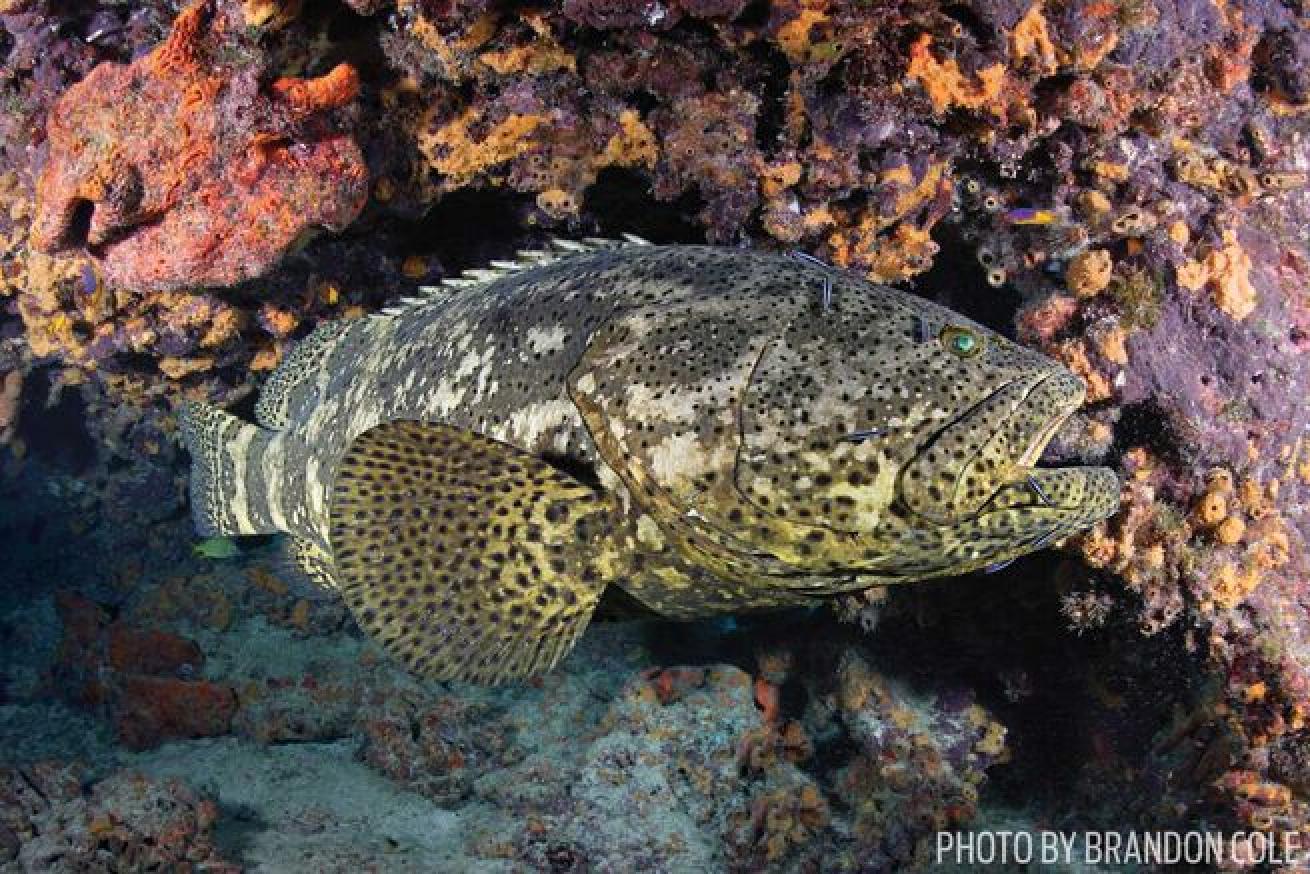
[328,421,622,685]
[272,536,340,594]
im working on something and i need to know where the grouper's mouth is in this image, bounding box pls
[899,369,1104,524]
[1017,401,1078,469]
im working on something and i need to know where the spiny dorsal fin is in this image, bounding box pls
[329,421,624,684]
[377,235,653,319]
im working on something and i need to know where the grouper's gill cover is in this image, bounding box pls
[179,240,1122,684]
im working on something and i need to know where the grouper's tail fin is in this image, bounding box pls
[178,401,280,538]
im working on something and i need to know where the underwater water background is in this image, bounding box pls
[3,0,1310,871]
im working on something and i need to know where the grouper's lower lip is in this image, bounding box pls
[983,464,1122,518]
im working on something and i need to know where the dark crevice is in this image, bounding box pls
[941,3,995,45]
[748,41,792,153]
[313,0,391,79]
[0,22,13,67]
[583,167,705,244]
[64,199,95,251]
[913,223,1023,336]
[1113,400,1188,467]
[228,390,260,423]
[629,89,659,114]
[404,187,537,272]
[15,369,96,475]
[1034,72,1078,101]
[539,453,602,491]
[734,0,771,28]
[870,561,1205,819]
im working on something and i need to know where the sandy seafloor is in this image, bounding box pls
[0,466,1168,873]
[2,618,1119,874]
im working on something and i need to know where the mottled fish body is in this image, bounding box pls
[180,240,1119,683]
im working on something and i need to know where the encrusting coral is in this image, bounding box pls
[29,0,368,294]
[0,0,383,461]
[51,591,238,751]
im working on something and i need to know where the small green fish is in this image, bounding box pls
[193,536,241,560]
[179,239,1120,684]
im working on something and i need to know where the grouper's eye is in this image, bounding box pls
[940,325,984,358]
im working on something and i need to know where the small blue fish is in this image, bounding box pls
[79,263,98,296]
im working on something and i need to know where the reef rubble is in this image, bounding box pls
[5,575,1018,871]
[0,759,235,872]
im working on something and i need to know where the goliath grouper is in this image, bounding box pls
[180,238,1120,683]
